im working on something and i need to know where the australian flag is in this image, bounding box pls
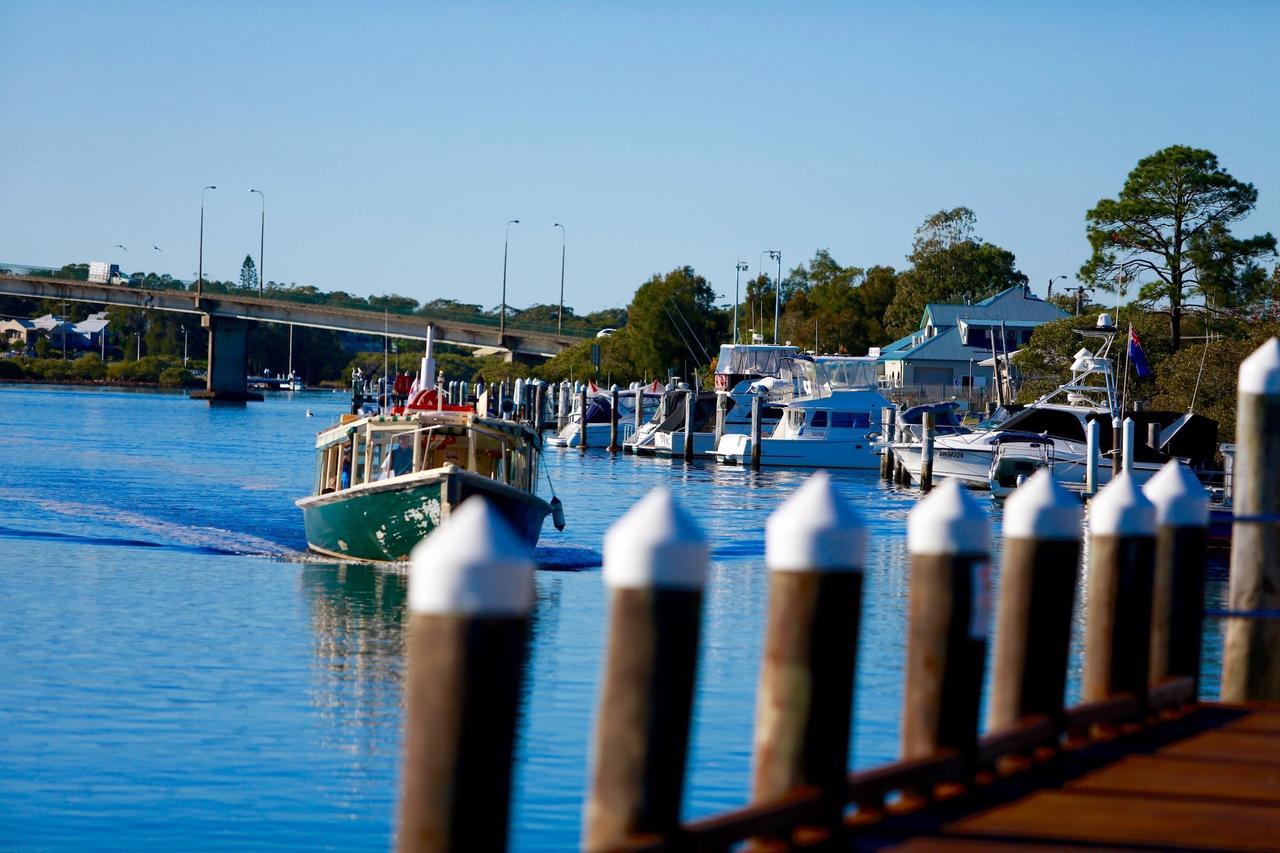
[1128,325,1152,378]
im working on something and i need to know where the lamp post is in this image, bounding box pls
[181,326,189,366]
[198,185,216,300]
[554,223,566,335]
[734,261,748,344]
[768,250,782,344]
[249,189,265,297]
[1046,274,1066,301]
[500,219,519,340]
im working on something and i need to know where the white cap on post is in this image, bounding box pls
[907,479,990,556]
[1143,460,1210,528]
[766,472,866,572]
[1089,471,1156,536]
[1003,469,1081,540]
[604,488,708,590]
[408,497,535,615]
[1239,337,1280,394]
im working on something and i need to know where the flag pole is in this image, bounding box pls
[1121,323,1132,416]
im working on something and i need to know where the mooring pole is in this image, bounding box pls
[557,381,569,431]
[988,470,1081,731]
[920,410,936,493]
[1122,416,1136,474]
[902,480,991,767]
[683,388,695,462]
[1144,461,1210,692]
[1222,338,1280,702]
[584,489,708,852]
[579,386,589,451]
[609,384,620,452]
[397,499,533,853]
[1111,416,1122,480]
[750,393,762,471]
[752,474,865,827]
[1086,418,1101,497]
[880,407,895,481]
[1082,472,1157,712]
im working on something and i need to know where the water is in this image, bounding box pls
[0,385,1229,850]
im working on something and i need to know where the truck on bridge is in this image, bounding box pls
[88,262,128,285]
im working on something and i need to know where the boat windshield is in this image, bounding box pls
[715,344,801,377]
[816,357,878,390]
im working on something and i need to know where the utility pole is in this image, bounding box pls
[250,189,265,297]
[734,261,748,345]
[554,223,566,335]
[768,250,782,344]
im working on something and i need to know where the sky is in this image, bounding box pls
[2,2,1278,315]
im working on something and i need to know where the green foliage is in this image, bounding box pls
[536,326,641,383]
[1013,310,1172,403]
[771,251,896,354]
[884,208,1028,338]
[1081,145,1277,349]
[71,353,107,381]
[34,337,53,358]
[107,355,181,383]
[1152,324,1280,437]
[158,367,195,388]
[624,266,726,380]
[239,255,259,292]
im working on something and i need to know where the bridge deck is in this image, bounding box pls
[858,704,1280,852]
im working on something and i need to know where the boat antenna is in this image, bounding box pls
[1190,297,1212,413]
[661,301,704,370]
[666,295,713,364]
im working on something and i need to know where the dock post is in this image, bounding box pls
[634,386,643,434]
[1082,472,1157,712]
[752,474,864,829]
[683,388,695,462]
[1144,461,1210,693]
[514,378,525,422]
[1111,416,1122,480]
[1147,421,1161,452]
[894,425,909,486]
[1122,416,1135,474]
[397,499,533,853]
[1086,418,1100,497]
[609,384,620,452]
[714,391,726,449]
[584,489,708,852]
[1222,338,1280,702]
[579,387,589,450]
[557,382,569,431]
[880,407,895,481]
[988,470,1081,733]
[497,382,506,420]
[533,381,545,432]
[750,393,762,470]
[902,480,991,766]
[920,411,936,493]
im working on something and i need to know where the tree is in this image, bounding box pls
[239,255,259,292]
[1080,146,1276,350]
[884,208,1028,338]
[624,266,725,380]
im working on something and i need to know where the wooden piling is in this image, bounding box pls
[1121,416,1135,474]
[920,411,936,493]
[1085,418,1100,497]
[1082,472,1156,709]
[397,498,533,853]
[584,489,708,852]
[579,387,589,450]
[750,393,762,471]
[557,381,569,431]
[683,388,695,462]
[1111,416,1122,479]
[1147,421,1160,452]
[988,470,1081,732]
[1222,338,1280,702]
[609,385,620,452]
[752,474,865,826]
[1144,461,1210,692]
[880,407,895,481]
[902,480,991,766]
[533,381,545,432]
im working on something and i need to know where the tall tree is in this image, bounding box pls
[239,255,259,292]
[884,208,1028,338]
[624,266,724,379]
[1080,145,1276,350]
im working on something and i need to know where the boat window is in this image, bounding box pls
[472,431,509,480]
[788,409,805,428]
[1000,408,1087,442]
[831,411,852,429]
[810,410,828,428]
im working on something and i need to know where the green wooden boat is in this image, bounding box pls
[296,409,552,562]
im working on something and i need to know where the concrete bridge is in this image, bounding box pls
[0,274,588,401]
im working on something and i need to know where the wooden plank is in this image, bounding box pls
[885,839,1134,852]
[1068,754,1280,804]
[1158,730,1280,765]
[1223,709,1280,735]
[942,789,1280,851]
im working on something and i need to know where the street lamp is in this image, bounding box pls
[198,185,216,301]
[181,326,189,365]
[500,219,519,340]
[767,250,782,344]
[553,223,566,335]
[1046,274,1067,300]
[733,261,748,344]
[249,189,265,297]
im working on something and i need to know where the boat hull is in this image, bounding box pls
[714,434,880,469]
[297,469,550,563]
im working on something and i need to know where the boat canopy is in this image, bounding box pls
[715,344,802,377]
[899,401,968,431]
[654,392,729,432]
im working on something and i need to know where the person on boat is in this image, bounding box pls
[380,433,415,479]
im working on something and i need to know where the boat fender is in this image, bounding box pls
[550,496,566,531]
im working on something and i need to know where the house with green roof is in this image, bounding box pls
[877,285,1067,395]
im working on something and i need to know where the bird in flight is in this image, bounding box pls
[153,245,162,252]
[114,244,127,251]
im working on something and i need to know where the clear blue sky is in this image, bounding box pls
[2,2,1277,314]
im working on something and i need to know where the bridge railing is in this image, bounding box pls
[0,262,587,339]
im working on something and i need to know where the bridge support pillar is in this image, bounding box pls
[191,315,263,402]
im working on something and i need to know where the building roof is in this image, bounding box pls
[921,286,1066,329]
[880,286,1068,364]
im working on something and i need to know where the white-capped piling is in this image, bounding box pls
[1122,417,1136,474]
[683,388,695,462]
[557,381,569,431]
[1223,338,1280,702]
[1144,461,1210,692]
[585,489,708,852]
[533,381,545,431]
[579,386,589,450]
[1085,418,1101,497]
[397,499,534,853]
[752,475,865,821]
[902,480,991,765]
[1082,472,1157,707]
[514,378,525,421]
[1111,416,1122,479]
[988,470,1082,731]
[496,382,507,420]
[920,411,936,492]
[609,384,620,452]
[714,391,726,447]
[880,407,896,481]
[633,387,643,435]
[750,393,762,470]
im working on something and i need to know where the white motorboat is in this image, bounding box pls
[546,387,662,449]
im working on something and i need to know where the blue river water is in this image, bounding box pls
[0,385,1229,850]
